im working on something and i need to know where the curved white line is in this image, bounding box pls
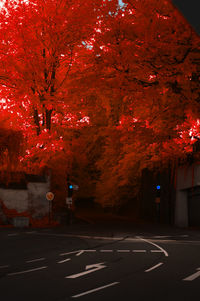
[137,236,169,257]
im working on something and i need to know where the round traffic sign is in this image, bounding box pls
[46,192,54,201]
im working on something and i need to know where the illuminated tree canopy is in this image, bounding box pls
[0,0,199,208]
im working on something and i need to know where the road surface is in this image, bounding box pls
[0,224,200,300]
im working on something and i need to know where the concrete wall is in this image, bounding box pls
[177,165,200,190]
[28,182,50,218]
[175,190,188,228]
[0,188,28,212]
[0,180,50,219]
[175,165,200,228]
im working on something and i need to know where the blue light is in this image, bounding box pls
[69,185,73,189]
[156,185,161,190]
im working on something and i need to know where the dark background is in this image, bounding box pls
[172,0,200,34]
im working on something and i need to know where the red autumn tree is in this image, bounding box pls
[0,0,119,208]
[0,0,118,134]
[0,0,118,179]
[81,0,200,208]
[0,0,199,210]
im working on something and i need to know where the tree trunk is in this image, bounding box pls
[46,108,53,130]
[34,108,40,135]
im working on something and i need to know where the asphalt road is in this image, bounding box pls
[0,224,200,301]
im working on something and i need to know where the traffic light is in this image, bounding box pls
[156,185,161,198]
[67,182,73,197]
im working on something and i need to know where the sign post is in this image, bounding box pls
[66,196,73,225]
[66,197,73,207]
[46,192,54,224]
[155,185,161,222]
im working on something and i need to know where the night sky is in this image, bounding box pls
[172,0,200,34]
[120,0,200,35]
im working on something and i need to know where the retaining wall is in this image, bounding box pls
[0,180,50,219]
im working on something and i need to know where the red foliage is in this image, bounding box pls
[0,0,199,208]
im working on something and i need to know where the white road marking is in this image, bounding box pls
[59,248,165,255]
[25,231,37,234]
[26,258,45,263]
[152,236,171,239]
[117,250,130,252]
[58,258,71,264]
[7,266,47,276]
[60,250,96,257]
[0,265,9,269]
[145,262,163,272]
[137,236,169,257]
[36,232,126,241]
[76,250,96,256]
[100,250,113,252]
[183,268,200,281]
[152,234,189,239]
[60,248,160,256]
[86,236,124,240]
[8,233,18,236]
[66,262,106,279]
[71,282,120,298]
[60,250,81,256]
[71,235,124,241]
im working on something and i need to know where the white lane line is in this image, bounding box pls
[117,250,130,253]
[145,262,163,272]
[60,250,97,257]
[36,233,125,241]
[58,258,71,264]
[26,258,45,263]
[152,236,171,239]
[151,250,163,253]
[8,233,18,236]
[137,236,169,257]
[183,268,200,281]
[76,250,96,256]
[71,282,120,298]
[7,266,47,276]
[60,250,81,256]
[100,250,113,252]
[132,250,146,253]
[25,231,37,234]
[0,265,9,269]
[81,236,124,241]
